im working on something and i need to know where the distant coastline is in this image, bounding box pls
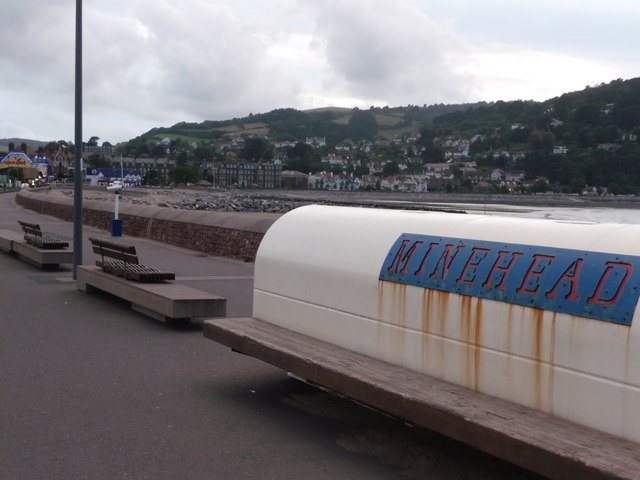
[255,190,640,208]
[53,186,640,214]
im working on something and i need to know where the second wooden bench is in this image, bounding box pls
[79,237,226,324]
[90,237,175,283]
[18,220,69,249]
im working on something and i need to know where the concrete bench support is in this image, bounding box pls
[0,229,22,253]
[78,265,226,323]
[204,316,639,480]
[0,229,73,269]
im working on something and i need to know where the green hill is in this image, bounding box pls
[130,103,482,146]
[122,77,640,194]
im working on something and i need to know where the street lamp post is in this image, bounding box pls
[72,0,83,279]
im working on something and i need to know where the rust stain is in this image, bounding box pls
[460,294,472,340]
[378,280,408,327]
[474,298,483,390]
[533,308,544,410]
[505,304,514,398]
[534,308,543,361]
[376,281,389,359]
[506,304,514,352]
[421,289,450,377]
[435,289,447,335]
[438,289,449,326]
[460,294,476,390]
[421,289,431,334]
[428,289,448,376]
[421,289,430,370]
[376,280,385,321]
[623,322,633,428]
[421,288,440,329]
[624,323,632,380]
[393,282,407,327]
[394,283,407,364]
[549,313,557,414]
[377,281,408,365]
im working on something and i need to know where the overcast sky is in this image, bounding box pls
[2,0,639,145]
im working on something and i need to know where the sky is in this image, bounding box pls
[1,0,639,145]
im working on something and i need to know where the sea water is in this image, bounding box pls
[440,202,640,225]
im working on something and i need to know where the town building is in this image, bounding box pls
[120,157,176,180]
[281,170,308,189]
[0,152,48,186]
[85,167,142,186]
[216,162,282,188]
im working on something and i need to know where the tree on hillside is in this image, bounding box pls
[613,104,640,129]
[169,138,187,156]
[176,150,189,166]
[353,164,369,177]
[528,130,555,152]
[348,109,378,140]
[169,165,198,185]
[286,142,317,173]
[194,143,215,164]
[152,144,167,158]
[135,143,150,157]
[383,160,400,175]
[573,104,601,126]
[241,137,271,161]
[416,127,445,162]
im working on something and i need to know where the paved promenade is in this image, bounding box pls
[0,191,541,479]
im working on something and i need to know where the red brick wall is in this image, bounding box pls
[16,189,278,260]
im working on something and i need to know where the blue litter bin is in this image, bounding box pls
[111,219,122,237]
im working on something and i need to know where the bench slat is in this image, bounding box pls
[89,237,174,283]
[91,245,139,264]
[18,220,69,249]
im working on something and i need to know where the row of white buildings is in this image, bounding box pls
[300,165,530,192]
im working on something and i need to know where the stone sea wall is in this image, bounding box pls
[16,189,280,260]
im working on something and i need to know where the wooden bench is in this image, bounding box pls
[89,237,175,283]
[18,220,69,249]
[204,317,640,480]
[0,227,72,269]
[78,237,226,323]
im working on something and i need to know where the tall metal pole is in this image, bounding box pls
[72,0,83,278]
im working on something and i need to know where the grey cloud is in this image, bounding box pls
[0,1,75,94]
[83,0,302,125]
[1,0,305,141]
[0,1,78,140]
[299,0,476,105]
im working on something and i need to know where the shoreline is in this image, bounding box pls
[49,186,640,213]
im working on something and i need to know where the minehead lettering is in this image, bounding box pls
[545,258,583,301]
[481,251,522,290]
[587,261,633,307]
[457,247,490,285]
[517,254,555,295]
[386,239,423,275]
[379,234,640,325]
[429,244,465,281]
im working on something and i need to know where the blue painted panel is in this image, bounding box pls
[379,234,640,325]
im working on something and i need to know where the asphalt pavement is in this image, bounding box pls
[0,191,542,480]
